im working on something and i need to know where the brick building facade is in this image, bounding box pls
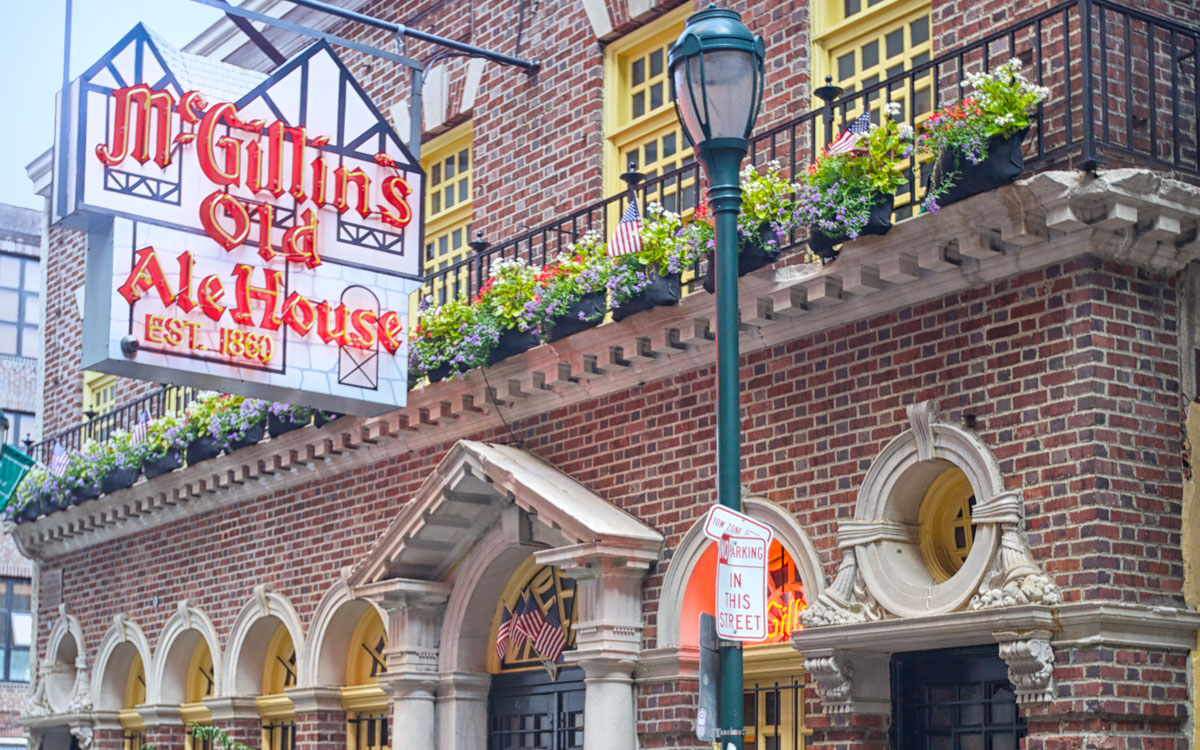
[11,1,1200,750]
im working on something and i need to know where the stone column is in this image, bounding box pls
[370,580,450,750]
[436,672,490,750]
[286,687,345,750]
[204,697,262,749]
[537,545,657,750]
[138,706,184,750]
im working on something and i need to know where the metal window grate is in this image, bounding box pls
[122,733,145,750]
[263,722,296,750]
[349,713,389,750]
[744,677,806,750]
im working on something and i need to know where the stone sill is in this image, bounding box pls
[791,601,1200,655]
[9,169,1200,560]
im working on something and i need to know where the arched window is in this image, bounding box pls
[182,641,215,750]
[485,559,583,750]
[676,517,817,749]
[343,611,388,750]
[259,625,297,750]
[486,561,577,674]
[120,653,146,750]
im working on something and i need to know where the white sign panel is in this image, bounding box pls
[57,27,423,415]
[715,534,769,641]
[703,505,773,642]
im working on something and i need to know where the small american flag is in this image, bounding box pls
[607,197,643,257]
[515,592,546,642]
[509,594,529,652]
[533,603,567,664]
[826,113,871,155]
[131,408,151,443]
[495,605,513,662]
[48,442,70,477]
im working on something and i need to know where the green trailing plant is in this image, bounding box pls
[524,232,611,334]
[608,203,697,306]
[915,58,1051,211]
[796,102,911,241]
[189,723,257,750]
[475,257,539,332]
[409,296,496,379]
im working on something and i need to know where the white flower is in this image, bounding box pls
[897,123,914,139]
[884,101,903,117]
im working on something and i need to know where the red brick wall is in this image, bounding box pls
[35,255,1186,747]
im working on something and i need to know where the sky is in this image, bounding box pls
[0,0,228,210]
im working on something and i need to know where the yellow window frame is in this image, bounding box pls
[258,623,297,722]
[743,645,810,750]
[813,0,933,214]
[420,121,474,307]
[603,5,697,220]
[918,467,977,583]
[82,370,117,417]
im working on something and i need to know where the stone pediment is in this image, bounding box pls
[348,440,662,585]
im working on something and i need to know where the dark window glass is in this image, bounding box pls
[650,82,663,111]
[632,91,645,119]
[837,52,856,82]
[649,48,663,78]
[844,0,861,16]
[861,41,879,70]
[644,140,658,165]
[886,28,905,58]
[662,133,676,158]
[911,16,930,45]
[631,58,645,86]
[0,579,31,682]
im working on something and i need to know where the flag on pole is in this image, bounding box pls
[826,113,871,155]
[515,592,546,642]
[533,603,567,664]
[509,594,529,652]
[607,196,643,257]
[48,443,70,477]
[131,408,151,443]
[495,605,513,662]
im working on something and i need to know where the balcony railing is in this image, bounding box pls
[28,384,201,465]
[25,0,1197,466]
[425,0,1199,302]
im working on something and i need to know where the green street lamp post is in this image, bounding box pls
[669,6,765,750]
[0,411,8,448]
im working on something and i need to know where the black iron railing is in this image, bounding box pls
[424,0,1199,303]
[28,384,201,465]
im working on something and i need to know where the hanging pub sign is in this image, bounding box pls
[54,25,423,415]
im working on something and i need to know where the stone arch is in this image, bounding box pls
[222,586,305,696]
[846,402,1006,617]
[43,605,88,713]
[439,524,547,675]
[657,495,827,649]
[90,614,152,710]
[300,579,388,688]
[148,601,223,704]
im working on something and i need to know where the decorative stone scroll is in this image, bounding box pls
[801,549,882,628]
[994,629,1055,704]
[970,495,1061,610]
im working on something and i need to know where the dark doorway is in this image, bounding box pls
[891,645,1025,750]
[488,666,584,750]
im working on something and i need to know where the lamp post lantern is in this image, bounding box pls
[669,6,765,750]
